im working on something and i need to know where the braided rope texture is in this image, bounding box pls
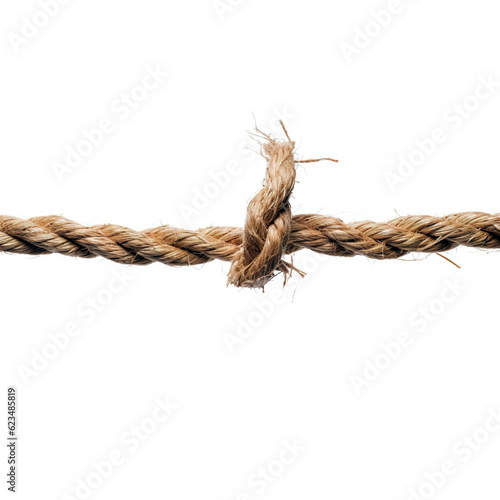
[1,127,499,288]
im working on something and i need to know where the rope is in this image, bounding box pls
[1,124,499,288]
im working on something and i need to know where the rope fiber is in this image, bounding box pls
[1,123,499,288]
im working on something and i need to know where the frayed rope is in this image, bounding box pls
[1,122,499,289]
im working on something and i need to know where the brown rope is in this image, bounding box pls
[1,124,499,288]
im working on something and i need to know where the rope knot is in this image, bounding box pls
[227,124,299,289]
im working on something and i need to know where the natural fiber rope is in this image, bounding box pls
[1,124,499,288]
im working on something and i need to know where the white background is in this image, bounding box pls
[1,1,500,499]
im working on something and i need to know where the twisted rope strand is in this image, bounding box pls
[1,212,499,275]
[1,124,499,288]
